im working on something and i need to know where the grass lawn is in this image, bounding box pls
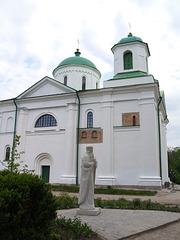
[50,184,157,196]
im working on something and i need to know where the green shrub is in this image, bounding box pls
[94,187,157,196]
[132,198,142,208]
[51,184,79,193]
[55,193,78,209]
[54,192,180,213]
[0,170,57,240]
[50,216,97,239]
[168,149,180,184]
[95,197,105,208]
[144,199,152,209]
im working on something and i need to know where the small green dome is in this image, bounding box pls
[118,33,143,44]
[55,50,97,70]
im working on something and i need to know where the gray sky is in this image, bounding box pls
[0,0,180,147]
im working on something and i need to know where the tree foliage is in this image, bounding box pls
[0,135,57,239]
[1,135,34,174]
[0,170,57,240]
[168,149,180,184]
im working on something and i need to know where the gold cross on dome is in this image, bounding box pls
[129,23,132,34]
[77,38,80,50]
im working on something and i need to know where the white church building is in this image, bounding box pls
[0,33,169,189]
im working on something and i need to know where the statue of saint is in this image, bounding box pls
[78,146,97,210]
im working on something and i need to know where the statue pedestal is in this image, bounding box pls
[77,207,101,216]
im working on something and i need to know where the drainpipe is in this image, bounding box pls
[157,96,162,183]
[11,98,18,171]
[75,91,80,186]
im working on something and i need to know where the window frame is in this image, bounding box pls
[35,114,57,128]
[64,76,67,85]
[87,111,93,128]
[82,76,86,90]
[5,146,11,160]
[133,116,136,126]
[124,51,133,70]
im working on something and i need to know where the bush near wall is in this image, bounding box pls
[168,149,180,184]
[0,170,57,240]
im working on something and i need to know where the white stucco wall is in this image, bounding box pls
[112,42,149,76]
[103,75,154,88]
[161,120,170,184]
[53,65,101,90]
[0,81,168,188]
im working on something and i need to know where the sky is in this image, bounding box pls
[0,0,180,147]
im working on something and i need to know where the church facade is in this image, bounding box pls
[0,33,169,189]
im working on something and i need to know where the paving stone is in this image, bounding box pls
[57,209,180,240]
[54,186,180,239]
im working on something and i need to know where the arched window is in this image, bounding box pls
[6,117,13,132]
[133,116,136,126]
[64,76,67,85]
[124,51,133,70]
[82,131,87,138]
[92,131,97,138]
[87,111,93,128]
[35,114,57,127]
[82,76,86,90]
[5,146,11,160]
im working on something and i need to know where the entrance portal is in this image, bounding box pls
[42,165,50,182]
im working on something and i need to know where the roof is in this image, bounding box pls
[113,71,148,80]
[53,49,98,71]
[111,33,150,56]
[118,33,143,44]
[16,76,76,99]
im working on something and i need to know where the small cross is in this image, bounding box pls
[77,38,80,50]
[129,23,132,34]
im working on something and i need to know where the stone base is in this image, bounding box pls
[77,207,101,216]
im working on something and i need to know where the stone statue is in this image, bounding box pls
[77,146,101,215]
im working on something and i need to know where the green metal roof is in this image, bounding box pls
[111,33,150,56]
[113,71,148,80]
[118,33,143,44]
[55,50,97,70]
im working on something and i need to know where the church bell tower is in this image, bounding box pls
[111,33,150,77]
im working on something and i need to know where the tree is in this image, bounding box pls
[0,171,57,240]
[0,135,57,239]
[168,149,180,184]
[1,135,33,173]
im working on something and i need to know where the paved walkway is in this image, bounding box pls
[57,209,180,240]
[55,188,180,239]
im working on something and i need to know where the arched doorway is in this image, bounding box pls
[41,165,50,182]
[34,153,53,183]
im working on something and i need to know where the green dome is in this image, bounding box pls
[118,33,143,44]
[56,50,97,70]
